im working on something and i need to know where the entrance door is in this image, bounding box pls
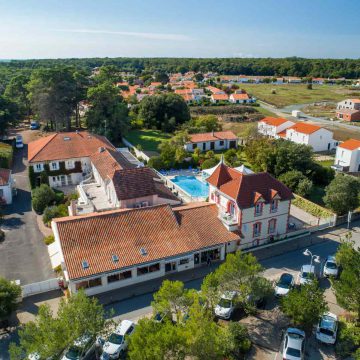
[67,175,72,185]
[165,262,177,273]
[328,143,330,150]
[229,140,236,149]
[60,175,66,186]
[194,253,200,265]
[210,142,215,150]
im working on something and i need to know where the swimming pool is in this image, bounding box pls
[171,175,209,198]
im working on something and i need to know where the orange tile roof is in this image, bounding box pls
[349,99,360,103]
[28,132,114,163]
[207,164,293,209]
[230,93,250,100]
[277,130,287,138]
[338,139,360,151]
[54,203,239,280]
[150,82,162,87]
[0,168,11,186]
[175,89,192,95]
[90,148,136,180]
[211,94,229,101]
[259,117,290,127]
[207,86,224,94]
[287,123,321,135]
[188,131,238,143]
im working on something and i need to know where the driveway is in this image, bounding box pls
[0,133,53,285]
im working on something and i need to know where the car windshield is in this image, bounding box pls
[218,298,232,308]
[287,347,301,357]
[108,333,124,345]
[278,274,293,288]
[320,328,334,336]
[326,262,337,269]
[65,346,81,360]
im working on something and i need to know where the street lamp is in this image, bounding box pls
[303,248,320,268]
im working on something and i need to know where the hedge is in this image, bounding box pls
[292,195,334,219]
[0,142,13,169]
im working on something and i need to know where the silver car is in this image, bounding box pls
[282,328,305,360]
[316,312,338,344]
[323,256,339,278]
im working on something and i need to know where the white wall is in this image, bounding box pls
[185,139,237,153]
[335,147,360,172]
[0,183,12,204]
[286,128,335,152]
[258,121,294,138]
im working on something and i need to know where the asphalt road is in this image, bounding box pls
[0,143,53,285]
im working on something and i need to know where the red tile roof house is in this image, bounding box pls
[336,99,360,121]
[0,168,14,204]
[332,139,360,173]
[184,131,238,152]
[28,131,115,189]
[210,93,229,103]
[206,161,293,248]
[285,123,339,152]
[257,117,295,138]
[229,93,252,104]
[51,203,240,296]
[73,147,181,215]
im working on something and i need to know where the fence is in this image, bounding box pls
[22,278,60,298]
[122,138,152,162]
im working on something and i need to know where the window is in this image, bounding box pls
[192,143,197,150]
[253,222,261,237]
[179,258,190,265]
[268,219,277,234]
[66,160,75,169]
[137,263,160,276]
[255,203,263,216]
[219,140,224,146]
[0,189,3,198]
[107,270,132,283]
[50,162,59,171]
[75,277,102,290]
[35,164,43,172]
[270,200,278,213]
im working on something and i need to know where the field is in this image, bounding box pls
[236,84,360,108]
[125,129,171,152]
[302,103,336,118]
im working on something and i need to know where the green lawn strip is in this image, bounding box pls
[125,129,171,152]
[256,106,278,118]
[315,160,334,168]
[292,193,333,218]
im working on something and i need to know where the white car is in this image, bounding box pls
[323,256,339,278]
[61,334,96,360]
[299,264,316,285]
[316,312,338,345]
[15,135,24,149]
[100,320,135,359]
[282,328,305,360]
[275,273,295,297]
[214,291,237,320]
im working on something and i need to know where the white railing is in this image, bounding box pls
[22,278,60,298]
[218,211,238,226]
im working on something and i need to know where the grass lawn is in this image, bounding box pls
[236,84,360,108]
[315,159,334,168]
[256,106,277,118]
[308,185,326,206]
[125,129,171,152]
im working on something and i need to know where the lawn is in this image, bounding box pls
[236,84,360,108]
[125,129,171,152]
[307,185,326,206]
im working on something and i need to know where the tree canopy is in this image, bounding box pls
[0,277,21,321]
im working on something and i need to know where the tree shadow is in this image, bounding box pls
[1,217,25,230]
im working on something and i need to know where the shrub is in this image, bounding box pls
[31,184,56,214]
[201,158,218,170]
[279,170,306,192]
[28,166,36,189]
[148,156,164,170]
[42,204,68,225]
[0,277,21,320]
[296,178,313,197]
[292,195,333,218]
[0,229,5,242]
[44,235,55,245]
[54,189,65,204]
[0,142,13,169]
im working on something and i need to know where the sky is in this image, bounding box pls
[1,0,360,59]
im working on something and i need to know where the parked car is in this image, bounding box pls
[30,121,40,130]
[99,320,135,359]
[15,135,24,149]
[298,264,316,285]
[61,334,96,360]
[282,328,306,360]
[316,312,338,345]
[214,291,238,320]
[323,256,339,278]
[274,273,295,297]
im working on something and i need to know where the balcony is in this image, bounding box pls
[218,211,238,231]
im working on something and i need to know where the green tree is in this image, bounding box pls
[201,158,218,170]
[154,71,169,84]
[0,95,18,136]
[94,65,121,84]
[4,74,31,118]
[10,290,109,359]
[194,115,221,132]
[279,170,307,192]
[281,280,328,332]
[0,277,21,321]
[194,73,204,82]
[332,235,360,321]
[296,178,313,197]
[42,204,68,225]
[31,184,56,214]
[244,138,276,172]
[222,322,251,360]
[323,174,360,215]
[86,82,130,142]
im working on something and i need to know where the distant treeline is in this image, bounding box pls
[1,57,360,79]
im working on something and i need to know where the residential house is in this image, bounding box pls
[28,131,114,188]
[229,93,252,104]
[286,77,302,84]
[285,123,338,152]
[52,203,240,295]
[206,161,293,246]
[184,131,238,152]
[207,86,225,94]
[210,93,229,103]
[257,117,295,138]
[0,168,14,204]
[332,139,360,173]
[336,99,360,121]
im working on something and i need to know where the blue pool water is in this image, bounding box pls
[172,175,209,198]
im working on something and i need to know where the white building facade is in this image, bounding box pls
[332,139,360,172]
[184,131,238,153]
[0,169,14,205]
[257,118,295,138]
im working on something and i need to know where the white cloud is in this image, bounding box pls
[53,29,192,41]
